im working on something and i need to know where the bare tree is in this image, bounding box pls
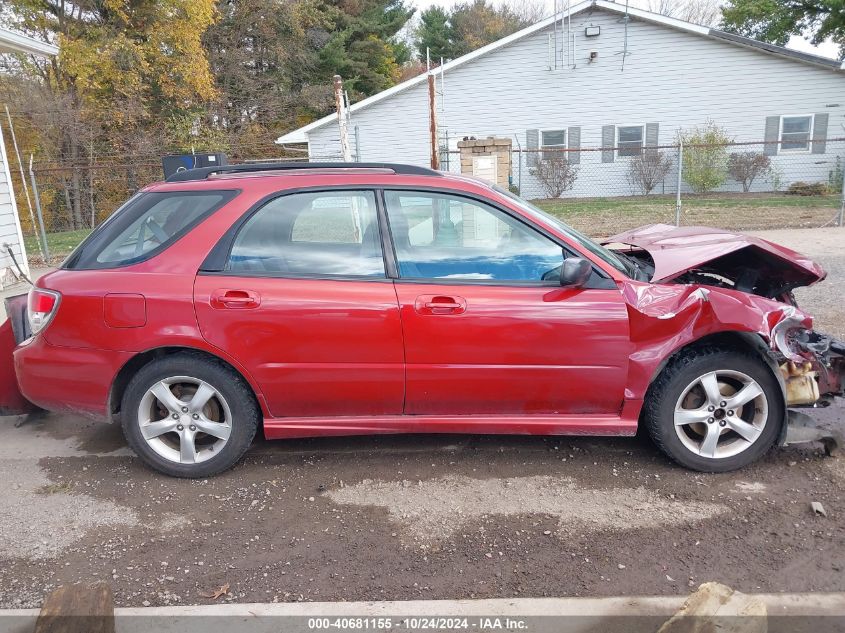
[626,151,674,195]
[534,157,579,198]
[503,0,548,24]
[644,0,722,27]
[727,152,771,192]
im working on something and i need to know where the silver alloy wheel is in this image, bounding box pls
[673,370,768,459]
[137,376,232,464]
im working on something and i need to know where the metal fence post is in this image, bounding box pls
[675,140,683,226]
[28,156,50,262]
[839,168,845,227]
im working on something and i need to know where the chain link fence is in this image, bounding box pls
[16,139,845,265]
[443,137,845,237]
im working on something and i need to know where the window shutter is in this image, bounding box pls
[811,113,829,154]
[567,126,581,164]
[645,122,659,153]
[764,116,780,156]
[526,129,539,167]
[601,125,615,163]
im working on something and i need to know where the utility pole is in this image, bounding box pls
[425,48,440,170]
[333,75,352,162]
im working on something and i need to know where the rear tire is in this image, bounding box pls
[643,346,783,472]
[121,353,259,478]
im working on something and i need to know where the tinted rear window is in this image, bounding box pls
[64,190,237,270]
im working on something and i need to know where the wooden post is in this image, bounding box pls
[428,73,439,170]
[333,75,352,162]
[35,582,114,633]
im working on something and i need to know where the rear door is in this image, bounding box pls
[383,189,630,416]
[194,189,404,418]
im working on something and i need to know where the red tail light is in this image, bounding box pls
[27,288,61,337]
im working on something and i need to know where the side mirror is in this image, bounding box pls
[560,257,591,288]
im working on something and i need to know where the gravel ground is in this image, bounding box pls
[748,228,845,339]
[0,418,843,609]
[0,228,842,609]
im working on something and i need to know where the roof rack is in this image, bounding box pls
[165,162,441,182]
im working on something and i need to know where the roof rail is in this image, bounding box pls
[165,162,441,182]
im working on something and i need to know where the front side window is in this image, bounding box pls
[493,184,629,276]
[780,115,813,151]
[384,191,563,282]
[617,126,644,157]
[65,190,237,269]
[541,130,566,160]
[228,190,385,277]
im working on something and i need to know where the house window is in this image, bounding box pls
[780,115,813,152]
[541,130,566,160]
[617,126,644,157]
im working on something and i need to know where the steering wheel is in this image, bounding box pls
[541,265,562,281]
[134,218,169,257]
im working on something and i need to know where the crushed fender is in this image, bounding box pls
[619,280,844,407]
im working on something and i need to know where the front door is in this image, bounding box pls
[383,190,630,416]
[195,189,404,418]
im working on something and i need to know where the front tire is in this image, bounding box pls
[121,353,259,478]
[643,347,784,472]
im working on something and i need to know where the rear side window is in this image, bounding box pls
[64,190,237,270]
[227,190,385,277]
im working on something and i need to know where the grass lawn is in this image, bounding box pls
[534,193,840,237]
[24,228,93,262]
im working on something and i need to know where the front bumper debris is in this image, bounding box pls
[784,409,842,456]
[786,330,845,405]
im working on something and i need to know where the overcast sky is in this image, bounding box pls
[409,0,840,60]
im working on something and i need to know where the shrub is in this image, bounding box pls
[626,151,673,195]
[533,157,578,198]
[786,181,830,196]
[767,164,784,192]
[727,152,771,192]
[678,120,732,193]
[829,156,843,195]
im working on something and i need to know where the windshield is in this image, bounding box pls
[493,186,630,276]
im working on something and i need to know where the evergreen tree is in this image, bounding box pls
[416,6,455,61]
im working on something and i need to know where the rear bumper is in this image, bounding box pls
[0,318,36,415]
[13,337,133,419]
[2,292,132,419]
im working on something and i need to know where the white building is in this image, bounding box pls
[277,0,845,198]
[0,27,58,285]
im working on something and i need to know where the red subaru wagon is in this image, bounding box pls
[2,163,843,477]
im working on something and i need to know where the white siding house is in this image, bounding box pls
[0,28,58,285]
[277,0,845,198]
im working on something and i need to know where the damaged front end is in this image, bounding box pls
[606,223,844,454]
[775,327,845,455]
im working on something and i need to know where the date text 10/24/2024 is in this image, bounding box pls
[307,617,529,630]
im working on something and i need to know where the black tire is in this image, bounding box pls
[642,346,784,473]
[121,352,260,478]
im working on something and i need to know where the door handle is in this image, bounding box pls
[211,289,261,309]
[414,295,466,315]
[425,301,462,310]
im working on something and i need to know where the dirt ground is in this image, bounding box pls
[0,415,843,609]
[0,227,843,609]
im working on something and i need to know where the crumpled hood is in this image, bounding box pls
[603,224,826,287]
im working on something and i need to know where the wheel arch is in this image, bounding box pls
[644,330,788,441]
[108,345,266,419]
